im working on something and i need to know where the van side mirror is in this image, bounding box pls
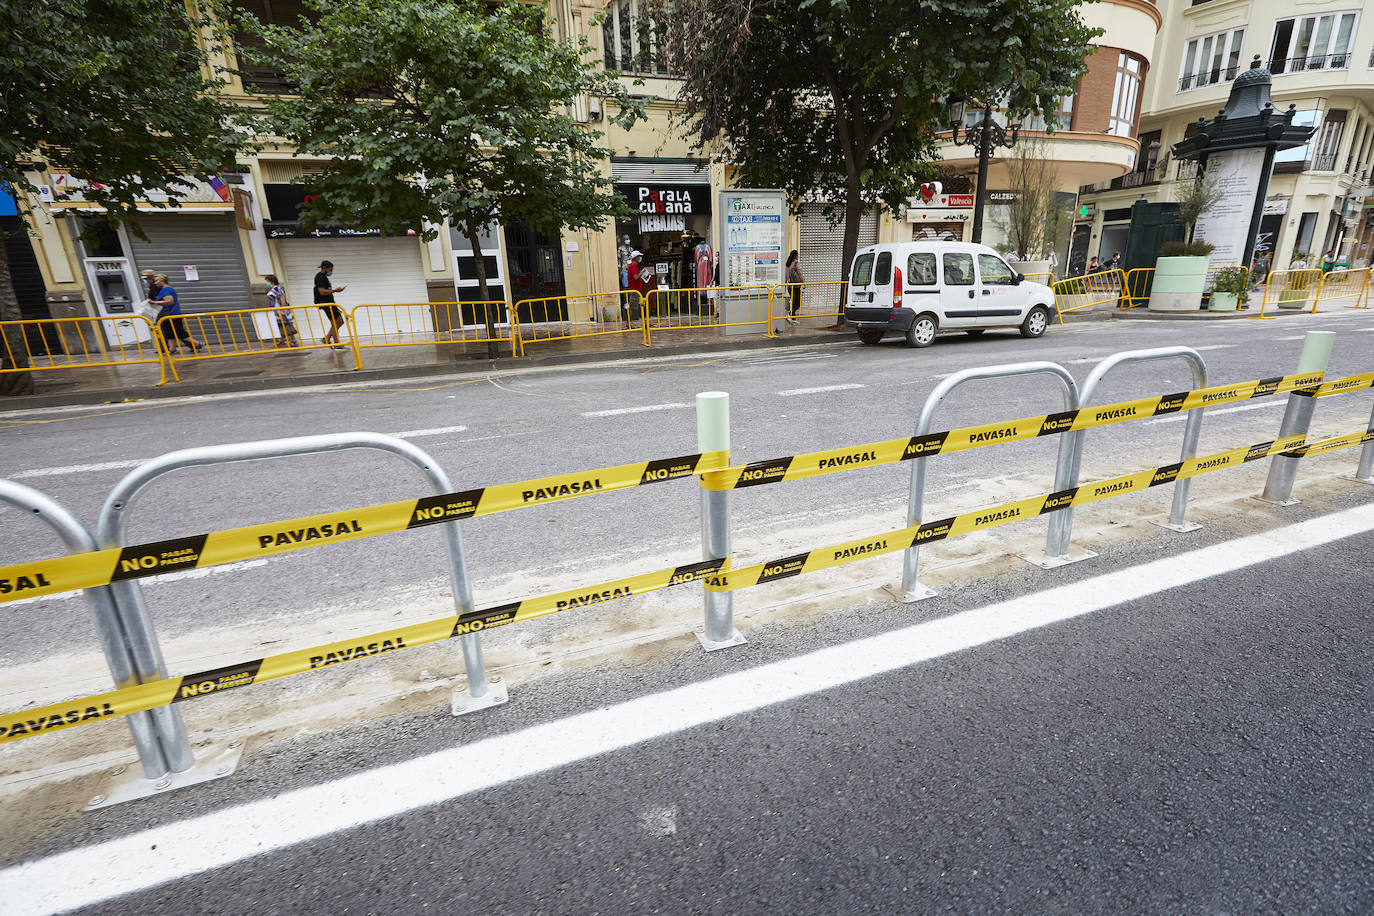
[1014,273,1025,285]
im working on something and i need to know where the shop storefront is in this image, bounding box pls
[907,190,973,244]
[262,183,429,313]
[799,202,877,284]
[612,159,713,290]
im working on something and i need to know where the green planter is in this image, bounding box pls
[1278,287,1311,310]
[1207,291,1239,311]
[1148,256,1208,312]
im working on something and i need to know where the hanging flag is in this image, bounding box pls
[209,176,231,202]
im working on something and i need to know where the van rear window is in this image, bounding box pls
[907,253,937,285]
[852,253,875,286]
[874,252,892,285]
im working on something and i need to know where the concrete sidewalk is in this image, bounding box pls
[4,302,1145,409]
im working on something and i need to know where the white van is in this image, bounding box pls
[843,241,1056,347]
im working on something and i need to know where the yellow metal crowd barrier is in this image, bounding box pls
[351,301,517,365]
[1120,267,1153,308]
[1315,268,1371,312]
[512,289,648,356]
[1250,269,1323,319]
[770,280,847,329]
[158,306,352,368]
[1021,271,1054,287]
[1052,268,1125,323]
[0,314,175,385]
[640,284,774,339]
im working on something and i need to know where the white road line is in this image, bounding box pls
[580,403,690,418]
[10,503,1374,916]
[1146,400,1284,424]
[0,559,272,607]
[1277,335,1308,340]
[776,383,865,396]
[392,425,468,439]
[1191,344,1237,351]
[9,427,469,478]
[9,459,145,480]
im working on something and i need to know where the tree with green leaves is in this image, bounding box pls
[0,0,245,394]
[647,0,1099,276]
[239,0,643,352]
[1176,167,1224,242]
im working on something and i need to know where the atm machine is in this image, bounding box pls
[82,257,152,347]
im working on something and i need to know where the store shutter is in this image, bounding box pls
[127,214,253,314]
[799,204,877,283]
[275,237,428,309]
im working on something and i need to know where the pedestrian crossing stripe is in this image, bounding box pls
[5,426,1370,745]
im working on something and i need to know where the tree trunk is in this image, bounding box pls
[0,240,35,396]
[840,179,865,283]
[465,217,499,361]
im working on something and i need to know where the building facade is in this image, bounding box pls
[11,0,1161,327]
[1076,0,1374,272]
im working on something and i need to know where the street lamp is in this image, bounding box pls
[945,93,1020,244]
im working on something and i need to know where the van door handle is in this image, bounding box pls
[982,289,991,296]
[968,290,975,299]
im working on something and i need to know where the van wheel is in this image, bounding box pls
[1020,306,1051,338]
[905,314,937,348]
[964,329,985,337]
[857,329,884,346]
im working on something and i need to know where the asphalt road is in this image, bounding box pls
[1,311,1373,913]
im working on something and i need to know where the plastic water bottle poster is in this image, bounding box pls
[183,265,200,281]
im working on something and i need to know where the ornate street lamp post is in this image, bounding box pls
[945,94,1020,244]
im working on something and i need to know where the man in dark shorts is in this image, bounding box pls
[314,259,347,348]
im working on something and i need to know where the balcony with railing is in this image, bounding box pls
[1313,152,1339,172]
[1269,52,1352,75]
[1178,65,1239,92]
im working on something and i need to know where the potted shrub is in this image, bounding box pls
[1208,266,1250,312]
[1148,240,1215,312]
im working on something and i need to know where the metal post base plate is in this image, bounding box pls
[886,582,937,603]
[694,626,747,652]
[1017,547,1098,570]
[85,738,246,812]
[1253,495,1301,507]
[1341,475,1374,485]
[451,675,508,717]
[1150,519,1203,533]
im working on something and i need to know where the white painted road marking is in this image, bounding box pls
[9,503,1374,916]
[1146,400,1284,424]
[1191,344,1238,351]
[580,403,690,418]
[393,425,468,439]
[10,459,145,479]
[777,383,865,396]
[9,427,469,478]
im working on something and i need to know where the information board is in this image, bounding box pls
[1192,148,1266,267]
[718,190,785,287]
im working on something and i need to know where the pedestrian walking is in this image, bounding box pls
[1321,250,1335,273]
[265,274,299,347]
[314,260,347,349]
[147,273,202,354]
[785,249,804,324]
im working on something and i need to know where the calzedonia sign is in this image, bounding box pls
[617,183,712,215]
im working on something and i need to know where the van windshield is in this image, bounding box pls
[852,253,875,286]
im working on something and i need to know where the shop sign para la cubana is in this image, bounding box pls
[616,183,712,215]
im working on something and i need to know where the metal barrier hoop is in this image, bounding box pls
[0,480,174,781]
[1042,347,1208,563]
[900,361,1081,600]
[93,433,498,775]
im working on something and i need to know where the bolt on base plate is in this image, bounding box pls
[451,675,508,717]
[694,625,747,652]
[885,582,937,603]
[1150,519,1203,533]
[85,738,246,812]
[1017,547,1098,570]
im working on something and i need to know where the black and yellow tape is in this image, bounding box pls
[1308,370,1374,399]
[0,450,727,605]
[699,371,1326,490]
[703,428,1370,592]
[7,424,1372,745]
[0,557,726,744]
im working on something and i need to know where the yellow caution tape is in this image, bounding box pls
[7,425,1371,745]
[0,556,727,744]
[703,428,1369,592]
[1309,371,1374,399]
[699,371,1326,490]
[0,450,729,605]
